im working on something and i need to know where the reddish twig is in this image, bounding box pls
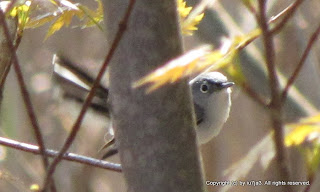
[0,136,122,172]
[257,1,292,191]
[41,0,136,191]
[0,8,56,192]
[271,0,305,34]
[281,23,320,103]
[232,1,305,108]
[240,82,268,106]
[0,17,23,92]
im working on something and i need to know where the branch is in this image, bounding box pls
[281,23,320,103]
[0,0,24,101]
[0,8,56,192]
[271,0,305,34]
[240,82,268,106]
[257,1,278,95]
[41,0,136,191]
[226,1,305,108]
[0,137,122,172]
[257,0,292,191]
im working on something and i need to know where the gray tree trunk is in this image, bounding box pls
[104,1,205,192]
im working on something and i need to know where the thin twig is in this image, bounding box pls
[271,0,305,34]
[0,0,19,91]
[0,18,23,92]
[240,82,268,106]
[41,0,136,191]
[281,23,320,103]
[257,1,292,191]
[0,8,56,192]
[0,137,122,172]
[258,2,278,100]
[227,1,305,107]
[0,61,12,90]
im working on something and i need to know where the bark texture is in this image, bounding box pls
[104,1,205,192]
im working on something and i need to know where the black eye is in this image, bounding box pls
[200,83,209,93]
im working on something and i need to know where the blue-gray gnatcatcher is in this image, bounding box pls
[190,72,234,144]
[52,55,234,157]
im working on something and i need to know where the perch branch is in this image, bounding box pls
[0,136,122,172]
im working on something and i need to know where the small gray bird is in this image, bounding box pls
[189,72,234,144]
[52,55,234,157]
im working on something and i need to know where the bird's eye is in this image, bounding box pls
[200,83,209,93]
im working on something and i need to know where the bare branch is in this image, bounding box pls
[0,0,24,102]
[41,0,136,191]
[225,1,306,108]
[0,8,56,192]
[257,0,292,191]
[271,0,305,34]
[0,137,122,172]
[281,23,320,103]
[240,82,268,106]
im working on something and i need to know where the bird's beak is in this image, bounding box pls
[221,82,234,88]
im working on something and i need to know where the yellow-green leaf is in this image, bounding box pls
[30,184,40,191]
[177,0,192,18]
[300,113,320,124]
[285,113,320,147]
[285,125,320,147]
[177,0,204,36]
[6,1,31,31]
[79,0,103,29]
[26,13,56,28]
[133,45,213,92]
[45,15,66,40]
[304,144,320,176]
[25,0,102,40]
[45,7,79,40]
[133,27,263,93]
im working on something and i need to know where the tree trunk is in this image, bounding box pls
[104,1,205,192]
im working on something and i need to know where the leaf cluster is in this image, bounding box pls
[3,0,103,40]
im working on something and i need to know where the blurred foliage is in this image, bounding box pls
[2,0,103,40]
[2,0,203,41]
[177,0,204,35]
[285,114,320,147]
[133,28,261,92]
[7,1,30,32]
[304,144,320,178]
[30,183,40,191]
[285,114,320,176]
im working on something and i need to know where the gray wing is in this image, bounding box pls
[194,102,205,125]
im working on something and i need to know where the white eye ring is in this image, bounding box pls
[200,83,209,93]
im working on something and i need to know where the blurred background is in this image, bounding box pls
[1,0,320,191]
